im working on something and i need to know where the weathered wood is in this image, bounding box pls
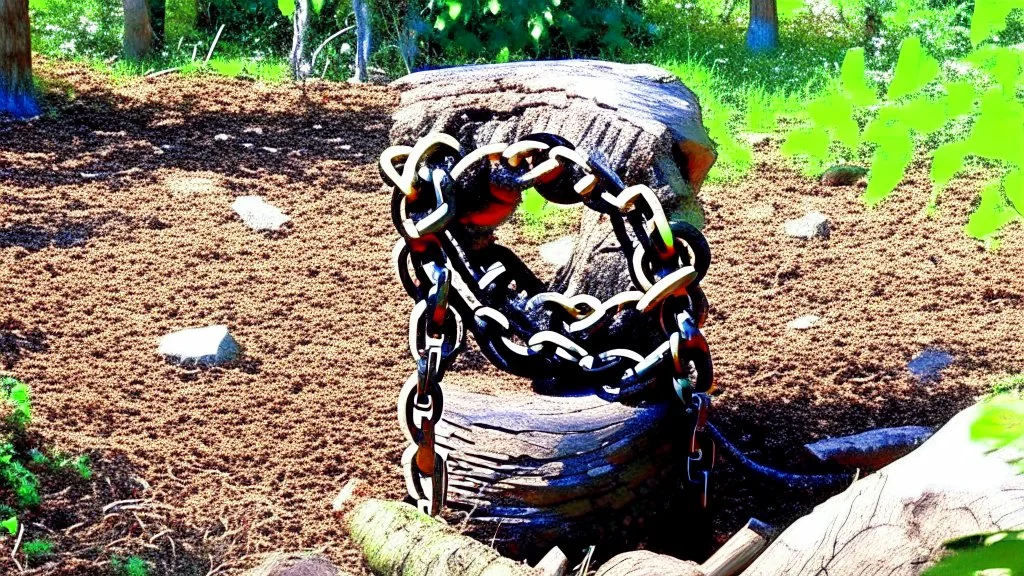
[337,484,544,576]
[741,403,1024,576]
[593,519,771,576]
[803,425,934,470]
[390,60,717,300]
[438,389,687,554]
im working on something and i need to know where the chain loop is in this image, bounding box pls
[383,134,719,516]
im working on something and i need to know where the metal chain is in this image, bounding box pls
[382,132,718,515]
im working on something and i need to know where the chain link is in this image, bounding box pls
[381,133,718,515]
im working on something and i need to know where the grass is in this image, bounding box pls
[22,538,55,564]
[111,555,150,576]
[992,374,1024,397]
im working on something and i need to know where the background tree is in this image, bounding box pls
[147,0,165,50]
[123,0,154,59]
[353,0,370,82]
[288,0,311,78]
[0,0,37,118]
[746,0,779,53]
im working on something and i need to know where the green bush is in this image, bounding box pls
[111,555,150,576]
[29,0,124,60]
[22,538,55,564]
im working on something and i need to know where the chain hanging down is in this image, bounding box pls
[382,132,717,517]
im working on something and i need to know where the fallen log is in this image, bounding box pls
[740,402,1024,576]
[594,519,773,576]
[335,480,549,576]
[802,425,934,470]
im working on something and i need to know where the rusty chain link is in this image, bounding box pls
[382,132,718,516]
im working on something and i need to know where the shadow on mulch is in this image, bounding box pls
[0,318,48,369]
[0,60,396,194]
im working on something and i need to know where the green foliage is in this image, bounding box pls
[1,516,17,536]
[22,538,55,563]
[970,396,1024,468]
[420,0,646,63]
[1,377,31,434]
[781,0,1024,241]
[991,374,1024,397]
[29,0,123,60]
[111,555,151,576]
[515,188,580,240]
[925,531,1024,576]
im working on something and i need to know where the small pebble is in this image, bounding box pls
[784,212,831,240]
[788,315,820,330]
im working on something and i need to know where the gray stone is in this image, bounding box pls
[784,212,830,240]
[788,314,820,330]
[804,426,935,470]
[908,348,954,382]
[214,133,231,141]
[158,325,240,366]
[232,196,290,232]
[539,236,574,267]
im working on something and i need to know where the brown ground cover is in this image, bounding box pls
[1,60,1021,574]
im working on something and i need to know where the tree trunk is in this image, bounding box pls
[390,60,717,301]
[353,0,371,82]
[0,0,37,118]
[122,0,154,60]
[740,402,1024,575]
[745,0,778,53]
[147,0,165,50]
[290,0,310,79]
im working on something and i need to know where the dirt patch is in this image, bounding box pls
[1,61,1022,573]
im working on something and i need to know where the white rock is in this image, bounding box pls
[788,314,821,330]
[214,133,231,141]
[158,325,240,366]
[243,127,264,135]
[231,195,290,232]
[539,236,574,267]
[261,146,279,153]
[784,211,830,240]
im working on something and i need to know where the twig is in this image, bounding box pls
[12,521,24,561]
[204,25,226,65]
[310,25,356,74]
[146,67,180,78]
[102,498,145,513]
[191,43,199,62]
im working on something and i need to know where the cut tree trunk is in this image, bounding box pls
[745,0,778,53]
[122,0,154,60]
[0,0,38,118]
[391,59,717,301]
[740,402,1024,576]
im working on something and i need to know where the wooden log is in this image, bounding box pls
[335,481,544,576]
[803,425,934,470]
[593,519,772,576]
[438,389,689,556]
[390,60,717,300]
[740,402,1024,576]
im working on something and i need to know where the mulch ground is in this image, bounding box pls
[1,59,1022,574]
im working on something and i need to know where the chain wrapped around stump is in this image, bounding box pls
[382,132,717,517]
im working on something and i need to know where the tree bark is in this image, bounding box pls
[147,0,165,50]
[123,0,154,60]
[353,0,371,82]
[0,0,37,118]
[745,0,778,53]
[740,402,1024,576]
[290,0,310,79]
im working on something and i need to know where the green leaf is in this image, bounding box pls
[970,397,1024,453]
[1,517,16,536]
[529,19,544,41]
[780,126,831,164]
[900,97,948,135]
[924,535,1024,576]
[277,0,294,18]
[840,48,878,106]
[931,142,969,193]
[447,1,462,20]
[887,37,940,100]
[965,180,1020,240]
[1004,169,1024,216]
[495,46,510,63]
[970,0,1024,46]
[310,0,324,14]
[943,82,975,117]
[434,16,447,31]
[863,125,914,206]
[967,89,1024,167]
[487,0,500,15]
[28,0,49,11]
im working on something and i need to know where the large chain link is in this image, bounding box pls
[382,132,718,516]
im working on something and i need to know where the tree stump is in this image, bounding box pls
[391,59,717,300]
[388,61,718,558]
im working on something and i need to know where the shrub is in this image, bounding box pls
[111,555,150,576]
[22,538,55,564]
